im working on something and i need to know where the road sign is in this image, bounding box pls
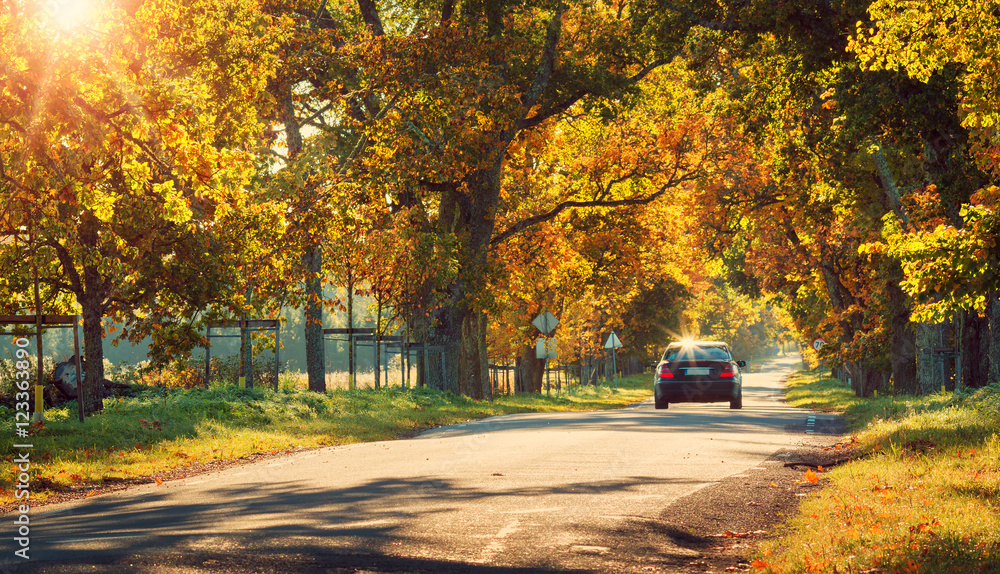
[536,337,557,359]
[532,311,559,335]
[812,338,826,351]
[604,332,622,349]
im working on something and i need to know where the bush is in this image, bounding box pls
[208,353,284,389]
[0,352,57,408]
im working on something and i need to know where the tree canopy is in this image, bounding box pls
[4,0,999,409]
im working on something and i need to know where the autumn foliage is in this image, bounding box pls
[2,0,999,406]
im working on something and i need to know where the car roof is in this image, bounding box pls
[666,340,728,347]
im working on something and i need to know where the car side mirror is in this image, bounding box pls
[736,361,747,368]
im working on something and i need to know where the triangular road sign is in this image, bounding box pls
[604,332,622,349]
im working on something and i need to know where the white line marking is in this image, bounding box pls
[476,519,521,562]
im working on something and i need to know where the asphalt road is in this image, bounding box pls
[3,354,841,573]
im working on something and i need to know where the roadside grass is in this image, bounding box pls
[782,368,859,413]
[1,373,651,506]
[756,370,1000,574]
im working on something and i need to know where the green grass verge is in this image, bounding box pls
[1,374,652,505]
[756,369,1000,573]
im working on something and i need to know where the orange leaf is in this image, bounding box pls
[769,482,779,487]
[805,469,819,483]
[155,477,163,486]
[85,490,97,498]
[817,465,826,472]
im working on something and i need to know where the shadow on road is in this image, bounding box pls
[419,405,812,439]
[15,550,595,573]
[28,472,707,569]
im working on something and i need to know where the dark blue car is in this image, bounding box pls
[653,341,746,410]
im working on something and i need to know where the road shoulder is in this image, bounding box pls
[643,434,860,572]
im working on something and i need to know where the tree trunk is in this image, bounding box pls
[279,81,326,393]
[849,361,882,398]
[241,287,253,388]
[375,296,382,389]
[79,277,105,415]
[433,164,504,397]
[436,309,462,394]
[886,263,917,393]
[989,292,1000,385]
[75,210,108,416]
[517,341,544,393]
[961,309,990,388]
[304,243,325,392]
[347,267,355,390]
[862,366,883,398]
[452,309,490,399]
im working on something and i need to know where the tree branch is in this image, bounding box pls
[517,56,672,131]
[45,239,83,296]
[357,0,385,36]
[521,4,566,113]
[490,172,698,246]
[656,0,755,32]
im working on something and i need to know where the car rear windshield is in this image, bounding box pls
[663,345,731,361]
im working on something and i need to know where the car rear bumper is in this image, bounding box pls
[655,379,740,402]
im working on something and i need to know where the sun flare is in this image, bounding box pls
[45,0,94,31]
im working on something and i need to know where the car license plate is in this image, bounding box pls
[686,368,710,375]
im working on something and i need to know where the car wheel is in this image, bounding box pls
[729,388,743,410]
[655,400,668,410]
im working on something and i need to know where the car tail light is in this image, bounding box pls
[658,365,674,379]
[720,364,735,378]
